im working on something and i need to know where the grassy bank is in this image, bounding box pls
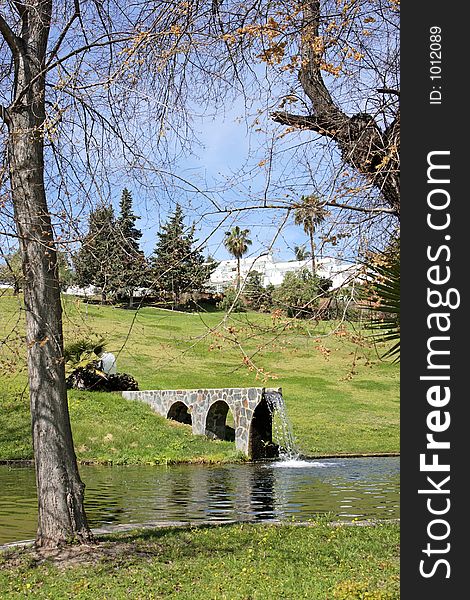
[0,522,400,599]
[0,388,242,464]
[0,293,399,462]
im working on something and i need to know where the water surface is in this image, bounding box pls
[0,457,399,544]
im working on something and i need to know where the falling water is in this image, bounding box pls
[265,389,299,460]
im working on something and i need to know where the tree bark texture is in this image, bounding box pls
[272,0,400,217]
[2,1,93,548]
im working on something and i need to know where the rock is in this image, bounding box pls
[100,352,117,375]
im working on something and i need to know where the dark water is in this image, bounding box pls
[0,457,399,544]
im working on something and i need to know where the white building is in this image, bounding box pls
[63,284,99,297]
[208,254,360,293]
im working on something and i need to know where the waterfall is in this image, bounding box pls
[264,390,299,460]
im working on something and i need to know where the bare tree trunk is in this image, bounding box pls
[237,257,241,291]
[2,0,92,548]
[309,228,316,276]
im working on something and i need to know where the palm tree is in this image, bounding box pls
[294,244,311,261]
[223,226,252,290]
[293,195,329,275]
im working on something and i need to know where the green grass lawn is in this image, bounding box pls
[0,522,400,599]
[0,292,399,462]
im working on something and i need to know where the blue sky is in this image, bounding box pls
[111,98,326,264]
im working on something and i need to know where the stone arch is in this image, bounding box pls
[167,401,192,425]
[205,400,235,441]
[122,387,284,458]
[249,397,278,459]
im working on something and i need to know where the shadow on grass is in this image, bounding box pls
[98,521,237,545]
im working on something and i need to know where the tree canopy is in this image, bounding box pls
[0,0,399,548]
[113,189,148,305]
[150,204,215,306]
[73,190,148,304]
[293,195,329,275]
[73,204,117,299]
[224,226,252,290]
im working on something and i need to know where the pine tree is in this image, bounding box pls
[150,204,214,307]
[114,189,148,307]
[73,203,117,301]
[116,189,142,253]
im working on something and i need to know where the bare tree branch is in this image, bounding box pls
[269,0,400,218]
[0,12,22,56]
[46,0,81,65]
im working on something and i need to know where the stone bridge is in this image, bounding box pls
[122,387,283,459]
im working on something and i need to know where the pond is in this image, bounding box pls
[0,457,399,545]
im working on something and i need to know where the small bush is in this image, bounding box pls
[64,337,139,391]
[66,364,139,391]
[272,269,332,318]
[244,271,273,311]
[217,286,247,312]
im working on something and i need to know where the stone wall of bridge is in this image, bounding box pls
[122,387,282,459]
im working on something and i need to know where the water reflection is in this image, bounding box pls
[250,465,276,520]
[0,457,399,544]
[206,467,234,520]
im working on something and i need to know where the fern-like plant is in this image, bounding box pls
[362,250,400,362]
[63,337,107,376]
